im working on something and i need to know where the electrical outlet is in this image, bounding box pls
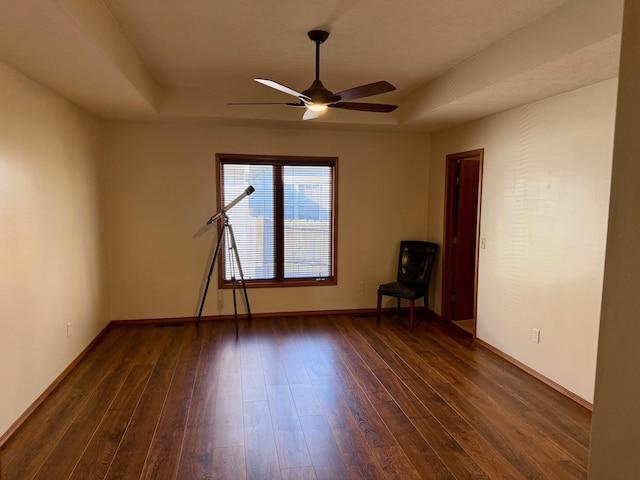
[66,322,72,338]
[358,281,365,291]
[532,328,540,344]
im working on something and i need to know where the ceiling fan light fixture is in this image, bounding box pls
[307,103,328,112]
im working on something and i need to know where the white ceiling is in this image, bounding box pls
[0,0,623,132]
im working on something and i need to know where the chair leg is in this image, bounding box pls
[397,298,400,311]
[376,294,382,325]
[409,299,415,330]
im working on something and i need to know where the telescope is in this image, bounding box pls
[197,185,255,335]
[207,185,255,224]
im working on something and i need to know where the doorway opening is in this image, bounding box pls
[442,149,483,336]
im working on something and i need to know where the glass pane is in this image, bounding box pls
[222,164,274,280]
[283,165,332,279]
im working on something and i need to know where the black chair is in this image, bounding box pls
[376,241,438,329]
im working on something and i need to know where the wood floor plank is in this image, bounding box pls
[32,327,151,480]
[103,327,187,479]
[212,372,245,448]
[354,317,528,478]
[139,326,202,480]
[174,322,223,480]
[266,384,312,469]
[218,333,243,377]
[75,326,180,479]
[328,321,457,479]
[212,445,246,480]
[381,317,587,479]
[289,319,336,386]
[2,314,592,480]
[279,317,394,479]
[301,322,398,451]
[303,317,444,479]
[302,319,421,479]
[244,400,281,480]
[299,414,350,480]
[259,321,314,469]
[241,348,267,403]
[406,320,590,473]
[426,322,591,441]
[281,465,317,480]
[270,318,314,386]
[68,364,153,480]
[348,333,491,478]
[312,381,394,480]
[1,326,133,478]
[211,336,245,449]
[290,384,323,417]
[417,322,591,462]
[259,344,290,387]
[33,368,130,479]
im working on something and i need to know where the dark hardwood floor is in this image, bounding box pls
[0,313,592,479]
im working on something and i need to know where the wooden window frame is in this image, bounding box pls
[216,153,338,289]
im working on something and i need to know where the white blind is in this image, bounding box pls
[283,165,332,279]
[222,163,274,280]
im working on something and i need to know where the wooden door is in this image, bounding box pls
[443,150,483,324]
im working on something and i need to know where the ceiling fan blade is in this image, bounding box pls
[255,78,311,101]
[228,102,305,106]
[329,102,398,113]
[334,81,396,102]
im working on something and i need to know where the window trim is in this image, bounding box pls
[215,153,338,288]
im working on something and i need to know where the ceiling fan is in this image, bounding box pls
[230,30,398,120]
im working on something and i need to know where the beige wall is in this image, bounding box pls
[589,0,640,476]
[103,123,430,320]
[428,79,617,402]
[0,64,108,436]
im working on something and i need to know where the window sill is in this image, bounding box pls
[220,277,337,289]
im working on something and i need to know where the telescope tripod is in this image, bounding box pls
[196,212,251,336]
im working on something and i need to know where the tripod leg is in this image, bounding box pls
[238,274,252,327]
[196,225,226,325]
[231,277,239,337]
[226,224,252,326]
[233,277,238,338]
[223,224,240,337]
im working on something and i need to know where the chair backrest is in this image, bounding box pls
[396,241,438,285]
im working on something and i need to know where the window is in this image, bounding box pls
[216,154,337,287]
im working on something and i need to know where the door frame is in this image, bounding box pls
[441,149,484,334]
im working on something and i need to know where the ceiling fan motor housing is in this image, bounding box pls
[302,79,341,104]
